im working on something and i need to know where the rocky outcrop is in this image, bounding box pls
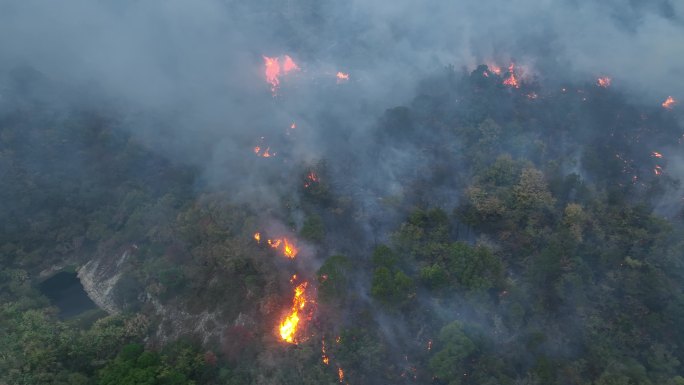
[77,244,246,345]
[77,247,133,314]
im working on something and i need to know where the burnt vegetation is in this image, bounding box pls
[1,64,684,385]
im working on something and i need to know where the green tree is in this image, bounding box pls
[317,255,352,302]
[445,242,503,291]
[430,321,477,385]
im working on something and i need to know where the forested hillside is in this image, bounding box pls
[1,60,683,385]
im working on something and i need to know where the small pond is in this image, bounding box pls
[39,271,97,319]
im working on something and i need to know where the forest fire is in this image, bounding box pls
[254,232,261,243]
[279,280,309,343]
[321,339,329,365]
[503,63,519,88]
[282,238,297,259]
[263,56,280,94]
[304,171,319,188]
[263,55,300,95]
[268,239,281,248]
[652,151,663,158]
[282,55,299,72]
[253,136,276,158]
[654,165,663,175]
[597,77,611,88]
[662,96,676,109]
[262,237,299,259]
[486,63,502,75]
[336,72,350,83]
[254,146,274,158]
[338,367,344,383]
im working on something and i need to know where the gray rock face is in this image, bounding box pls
[77,249,131,314]
[76,244,245,345]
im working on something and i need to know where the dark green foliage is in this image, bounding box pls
[371,244,398,267]
[370,266,414,305]
[419,263,449,289]
[317,255,352,302]
[393,208,451,263]
[300,214,325,243]
[369,245,415,306]
[98,343,208,385]
[429,321,477,385]
[445,242,503,291]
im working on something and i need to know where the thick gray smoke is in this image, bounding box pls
[0,0,682,209]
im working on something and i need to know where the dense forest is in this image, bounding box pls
[1,58,684,385]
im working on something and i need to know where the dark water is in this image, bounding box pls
[39,271,97,318]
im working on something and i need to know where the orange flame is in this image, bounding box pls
[652,151,663,158]
[254,143,275,158]
[282,55,299,72]
[261,147,274,157]
[304,171,319,188]
[322,339,330,365]
[264,56,281,95]
[283,238,297,259]
[336,72,350,83]
[502,63,519,88]
[255,232,299,259]
[338,367,344,383]
[263,55,300,95]
[662,96,676,109]
[597,77,611,88]
[267,237,298,259]
[486,63,502,76]
[279,280,308,343]
[268,239,282,249]
[654,165,663,175]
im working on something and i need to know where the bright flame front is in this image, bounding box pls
[263,55,300,95]
[503,63,519,88]
[662,96,676,109]
[486,63,502,75]
[279,280,309,343]
[336,72,350,83]
[254,146,274,158]
[321,339,330,365]
[282,238,297,259]
[263,56,281,95]
[597,77,611,88]
[282,55,299,72]
[266,237,298,259]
